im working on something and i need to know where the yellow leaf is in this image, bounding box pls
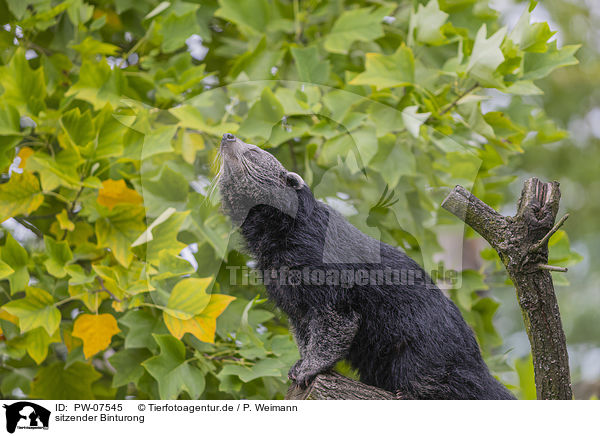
[56,209,75,231]
[0,308,19,325]
[62,327,83,353]
[72,313,120,359]
[17,146,34,169]
[164,277,213,320]
[163,294,235,343]
[112,293,144,312]
[181,131,204,164]
[97,179,143,210]
[93,8,123,30]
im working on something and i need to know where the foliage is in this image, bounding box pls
[0,0,581,399]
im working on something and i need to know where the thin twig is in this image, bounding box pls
[13,217,43,238]
[538,264,568,273]
[96,276,122,302]
[529,213,570,253]
[25,214,56,220]
[440,82,480,116]
[61,184,85,240]
[25,41,54,56]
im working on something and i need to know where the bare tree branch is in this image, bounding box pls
[442,178,572,400]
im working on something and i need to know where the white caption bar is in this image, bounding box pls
[1,400,597,436]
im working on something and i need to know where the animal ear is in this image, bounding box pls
[285,172,304,190]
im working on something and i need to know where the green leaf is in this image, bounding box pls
[509,9,555,53]
[548,230,583,266]
[0,49,46,115]
[108,348,152,388]
[0,233,29,294]
[369,134,416,188]
[452,270,489,310]
[290,46,330,84]
[131,207,176,247]
[237,87,284,140]
[402,106,431,138]
[141,125,177,159]
[94,105,127,159]
[60,107,95,148]
[67,0,94,26]
[27,148,83,190]
[219,358,283,383]
[522,42,580,81]
[324,6,393,54]
[6,0,27,19]
[467,24,507,87]
[188,196,231,259]
[317,126,379,169]
[142,334,206,399]
[18,1,73,31]
[65,57,124,110]
[141,165,188,216]
[164,277,213,320]
[65,264,95,286]
[0,367,33,397]
[132,210,188,265]
[0,103,21,136]
[71,36,120,57]
[471,297,502,350]
[229,36,285,80]
[505,80,543,96]
[154,251,195,280]
[409,0,449,46]
[169,105,236,137]
[10,327,61,365]
[119,309,169,350]
[161,9,201,53]
[2,287,60,335]
[349,46,415,89]
[0,259,15,280]
[95,205,146,267]
[0,171,44,222]
[322,90,363,123]
[145,1,171,20]
[43,235,73,278]
[215,0,270,35]
[515,354,536,400]
[457,102,495,138]
[30,361,101,400]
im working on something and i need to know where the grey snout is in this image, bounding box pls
[220,133,241,163]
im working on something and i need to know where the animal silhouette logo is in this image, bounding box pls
[2,402,50,433]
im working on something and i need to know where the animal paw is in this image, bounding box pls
[288,359,303,380]
[288,360,319,388]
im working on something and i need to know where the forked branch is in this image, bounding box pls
[442,178,572,400]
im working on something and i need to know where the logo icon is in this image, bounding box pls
[2,402,50,434]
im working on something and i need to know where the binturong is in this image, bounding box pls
[217,133,515,400]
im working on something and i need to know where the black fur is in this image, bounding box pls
[218,134,515,400]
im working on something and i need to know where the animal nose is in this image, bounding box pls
[223,133,236,142]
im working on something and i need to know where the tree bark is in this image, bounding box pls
[285,372,396,400]
[441,178,572,400]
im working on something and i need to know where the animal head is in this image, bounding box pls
[217,133,305,225]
